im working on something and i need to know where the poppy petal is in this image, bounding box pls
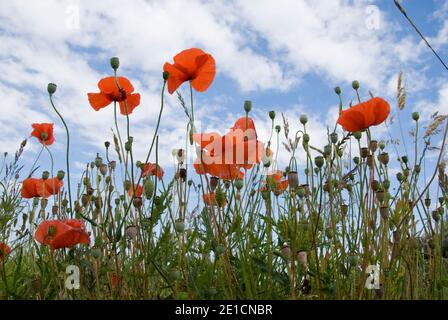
[88,93,112,111]
[191,54,216,92]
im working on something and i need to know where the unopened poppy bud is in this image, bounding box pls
[303,133,310,143]
[110,57,120,70]
[353,131,362,140]
[215,188,226,207]
[188,179,193,187]
[269,110,276,120]
[42,171,49,180]
[314,156,324,168]
[334,86,341,95]
[235,179,244,190]
[163,71,170,81]
[125,141,132,152]
[300,114,308,125]
[57,170,65,180]
[383,180,390,190]
[105,141,110,148]
[337,148,344,157]
[109,161,116,170]
[330,132,338,144]
[297,186,305,198]
[353,156,360,165]
[62,199,68,207]
[352,80,360,90]
[114,198,120,206]
[95,154,103,167]
[244,100,252,113]
[412,112,420,121]
[323,144,332,157]
[401,155,408,164]
[415,164,421,174]
[81,194,89,207]
[275,125,281,133]
[47,83,57,95]
[379,141,386,150]
[143,179,154,199]
[396,172,404,182]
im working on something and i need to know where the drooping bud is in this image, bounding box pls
[47,83,57,95]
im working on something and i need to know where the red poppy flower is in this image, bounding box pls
[142,163,164,180]
[128,184,143,198]
[337,97,390,132]
[21,177,63,199]
[88,76,141,115]
[35,219,90,250]
[261,171,289,194]
[163,48,216,94]
[0,243,11,262]
[192,117,267,179]
[31,123,55,145]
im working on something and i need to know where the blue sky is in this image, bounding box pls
[1,0,448,193]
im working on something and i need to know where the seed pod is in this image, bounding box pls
[323,144,332,157]
[109,161,117,171]
[369,140,378,153]
[360,147,369,159]
[297,250,308,270]
[126,225,138,240]
[87,186,94,196]
[132,197,143,209]
[52,205,58,215]
[371,180,380,192]
[235,179,244,190]
[179,168,187,180]
[81,194,89,207]
[99,164,108,176]
[314,156,324,168]
[366,155,374,168]
[210,176,219,192]
[425,198,431,208]
[376,190,386,203]
[379,152,389,165]
[287,171,299,190]
[41,198,48,209]
[330,132,338,144]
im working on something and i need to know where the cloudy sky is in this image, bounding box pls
[1,0,447,187]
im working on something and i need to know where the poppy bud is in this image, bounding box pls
[337,148,344,157]
[415,164,421,174]
[210,176,219,192]
[62,199,68,207]
[163,71,170,81]
[269,110,276,120]
[215,188,226,207]
[275,125,281,133]
[425,198,431,208]
[379,141,386,150]
[143,179,154,199]
[42,171,50,180]
[412,112,420,121]
[95,154,103,167]
[244,100,252,113]
[188,179,193,187]
[125,141,132,152]
[303,133,310,143]
[57,170,65,180]
[47,83,57,95]
[376,190,386,203]
[323,144,332,157]
[352,80,360,90]
[300,114,308,125]
[235,179,244,190]
[330,132,338,144]
[109,161,117,171]
[353,131,362,140]
[396,172,404,182]
[334,86,342,95]
[110,57,120,70]
[81,194,89,207]
[314,156,324,168]
[353,156,360,165]
[105,141,110,149]
[297,186,305,198]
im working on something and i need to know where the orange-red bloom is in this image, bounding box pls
[128,184,143,198]
[21,177,63,199]
[163,48,216,94]
[35,219,90,250]
[31,123,55,145]
[261,171,289,194]
[193,117,268,180]
[0,243,11,262]
[337,97,390,132]
[142,163,164,180]
[88,76,141,115]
